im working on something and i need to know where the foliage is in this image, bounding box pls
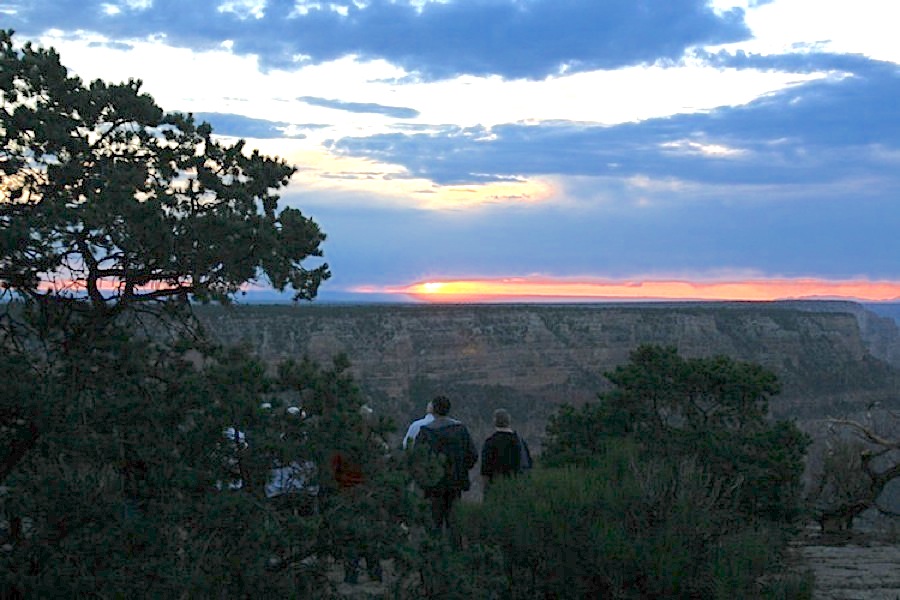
[0,32,432,597]
[544,344,810,523]
[541,401,611,468]
[526,346,812,597]
[278,354,427,581]
[1,330,427,597]
[457,446,800,599]
[388,533,507,600]
[0,29,329,311]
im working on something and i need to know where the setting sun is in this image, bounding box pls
[365,277,900,303]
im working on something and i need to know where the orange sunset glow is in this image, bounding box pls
[361,278,900,303]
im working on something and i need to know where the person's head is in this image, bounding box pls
[425,400,434,415]
[432,395,451,417]
[493,408,511,429]
[358,403,375,433]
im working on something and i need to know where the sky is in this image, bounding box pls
[5,0,900,303]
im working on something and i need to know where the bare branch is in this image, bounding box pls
[827,418,900,449]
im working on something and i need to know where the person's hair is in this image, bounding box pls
[432,395,451,416]
[494,408,511,428]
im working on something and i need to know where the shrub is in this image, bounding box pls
[392,534,507,599]
[543,345,810,525]
[459,443,792,599]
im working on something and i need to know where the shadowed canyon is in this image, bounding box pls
[199,300,900,451]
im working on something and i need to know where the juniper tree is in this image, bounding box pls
[0,31,427,597]
[544,345,810,523]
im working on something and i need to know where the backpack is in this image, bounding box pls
[417,423,476,492]
[517,434,533,472]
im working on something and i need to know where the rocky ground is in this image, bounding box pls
[788,526,900,600]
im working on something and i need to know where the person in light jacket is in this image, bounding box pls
[402,401,434,449]
[415,395,477,541]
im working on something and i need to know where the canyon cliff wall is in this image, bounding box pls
[198,301,900,449]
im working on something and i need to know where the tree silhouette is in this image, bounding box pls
[0,32,426,597]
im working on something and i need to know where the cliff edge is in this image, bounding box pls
[198,301,900,447]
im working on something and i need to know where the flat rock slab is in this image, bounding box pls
[792,540,900,600]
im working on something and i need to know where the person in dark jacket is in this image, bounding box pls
[415,395,478,541]
[481,408,532,493]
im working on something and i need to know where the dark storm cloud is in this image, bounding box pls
[192,112,305,139]
[331,57,900,186]
[298,96,419,118]
[6,0,750,79]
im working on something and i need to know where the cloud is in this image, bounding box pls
[7,0,751,79]
[298,96,419,118]
[697,49,879,74]
[192,112,306,139]
[331,56,900,186]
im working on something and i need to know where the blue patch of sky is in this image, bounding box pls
[87,40,134,51]
[294,177,900,290]
[298,96,419,118]
[192,112,306,139]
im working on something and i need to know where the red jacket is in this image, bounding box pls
[330,452,364,489]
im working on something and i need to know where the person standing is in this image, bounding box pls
[481,409,532,493]
[328,405,384,584]
[414,395,477,541]
[402,401,434,449]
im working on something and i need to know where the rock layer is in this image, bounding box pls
[198,301,900,447]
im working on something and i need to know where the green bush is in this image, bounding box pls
[543,345,810,525]
[458,444,796,599]
[390,534,507,600]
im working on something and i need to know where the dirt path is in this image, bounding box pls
[789,529,900,600]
